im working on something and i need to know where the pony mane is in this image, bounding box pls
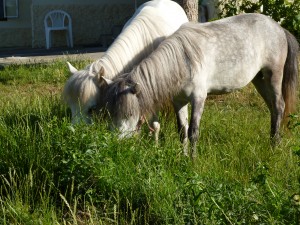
[89,13,175,78]
[109,24,207,116]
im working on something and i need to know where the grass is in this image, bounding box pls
[0,60,300,224]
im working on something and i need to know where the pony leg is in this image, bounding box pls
[173,103,189,156]
[252,72,272,109]
[188,96,206,159]
[252,70,285,143]
[150,114,160,145]
[269,70,285,143]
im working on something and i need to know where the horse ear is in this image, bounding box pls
[95,73,113,88]
[94,67,112,88]
[99,66,105,77]
[101,76,113,86]
[131,82,141,95]
[67,62,78,73]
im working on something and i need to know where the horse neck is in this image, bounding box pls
[129,51,182,114]
[130,29,202,115]
[93,18,165,78]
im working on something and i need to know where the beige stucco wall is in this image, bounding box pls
[0,0,146,48]
[0,27,32,48]
[0,0,32,48]
[0,0,218,49]
[31,3,136,48]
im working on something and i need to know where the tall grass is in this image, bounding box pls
[0,61,300,224]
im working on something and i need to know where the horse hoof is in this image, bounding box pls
[191,152,198,159]
[183,150,189,157]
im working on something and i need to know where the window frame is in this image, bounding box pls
[4,0,18,18]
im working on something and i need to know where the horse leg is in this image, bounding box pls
[149,113,160,145]
[252,69,285,144]
[188,95,206,159]
[173,103,189,156]
[252,72,272,109]
[269,69,285,143]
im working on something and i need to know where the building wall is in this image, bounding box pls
[0,0,32,48]
[31,2,136,48]
[0,0,145,49]
[0,0,218,49]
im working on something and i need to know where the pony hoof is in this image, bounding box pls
[153,122,160,145]
[271,134,281,147]
[191,150,198,159]
[183,152,189,157]
[153,121,160,130]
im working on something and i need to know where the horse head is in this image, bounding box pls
[63,62,107,124]
[101,76,141,139]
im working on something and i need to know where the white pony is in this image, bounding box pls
[63,0,188,141]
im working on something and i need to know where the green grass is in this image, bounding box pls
[0,60,300,224]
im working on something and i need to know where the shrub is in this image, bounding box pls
[218,0,300,41]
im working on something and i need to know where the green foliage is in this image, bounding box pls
[0,61,300,224]
[218,0,300,40]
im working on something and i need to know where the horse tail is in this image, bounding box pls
[282,29,299,121]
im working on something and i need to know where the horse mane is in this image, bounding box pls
[89,9,181,78]
[109,23,206,116]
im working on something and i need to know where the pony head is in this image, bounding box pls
[102,77,141,139]
[63,62,109,124]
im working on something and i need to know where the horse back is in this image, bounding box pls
[181,14,288,94]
